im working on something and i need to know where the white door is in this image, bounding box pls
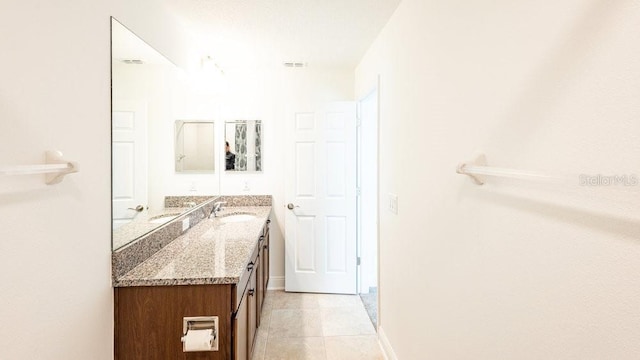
[285,102,357,294]
[112,101,148,229]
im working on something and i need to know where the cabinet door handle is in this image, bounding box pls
[248,289,255,296]
[247,262,254,271]
[263,244,268,250]
[259,235,265,242]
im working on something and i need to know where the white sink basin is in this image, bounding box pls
[149,213,180,224]
[219,213,256,223]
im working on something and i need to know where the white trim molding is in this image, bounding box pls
[378,326,398,360]
[266,276,285,290]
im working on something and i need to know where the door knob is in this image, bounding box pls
[287,203,299,210]
[128,205,144,212]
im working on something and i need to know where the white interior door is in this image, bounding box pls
[112,101,148,229]
[285,102,357,294]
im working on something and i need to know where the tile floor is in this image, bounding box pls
[359,287,378,328]
[251,290,385,360]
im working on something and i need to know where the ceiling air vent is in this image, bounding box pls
[283,62,307,68]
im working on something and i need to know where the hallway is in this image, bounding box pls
[252,291,383,360]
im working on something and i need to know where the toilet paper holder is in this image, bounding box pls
[181,316,219,352]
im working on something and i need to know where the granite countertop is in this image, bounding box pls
[114,206,271,287]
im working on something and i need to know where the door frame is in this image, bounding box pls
[356,75,380,328]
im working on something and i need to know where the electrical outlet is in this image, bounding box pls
[388,193,398,214]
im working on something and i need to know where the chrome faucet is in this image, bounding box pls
[209,201,227,218]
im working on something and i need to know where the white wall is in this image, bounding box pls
[356,0,640,359]
[0,1,194,359]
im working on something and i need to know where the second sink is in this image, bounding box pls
[219,213,256,223]
[149,213,180,224]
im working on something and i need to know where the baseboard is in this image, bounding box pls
[266,276,285,290]
[378,326,398,360]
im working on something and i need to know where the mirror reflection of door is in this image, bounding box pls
[224,120,262,172]
[112,101,148,230]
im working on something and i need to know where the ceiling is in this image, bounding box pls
[164,0,402,69]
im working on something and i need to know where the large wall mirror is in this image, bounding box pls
[224,120,263,172]
[111,18,217,250]
[175,120,215,173]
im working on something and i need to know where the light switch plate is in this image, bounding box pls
[182,217,190,232]
[389,193,398,214]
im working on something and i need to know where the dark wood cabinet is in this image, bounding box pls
[115,219,271,360]
[261,220,270,305]
[233,296,248,360]
[247,257,258,353]
[254,219,270,330]
[114,285,233,360]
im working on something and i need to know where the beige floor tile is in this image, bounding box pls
[262,297,275,312]
[264,336,326,360]
[259,291,380,359]
[271,291,321,309]
[320,306,376,336]
[316,294,361,308]
[324,335,384,360]
[259,307,272,328]
[263,290,279,308]
[251,327,269,360]
[269,309,323,338]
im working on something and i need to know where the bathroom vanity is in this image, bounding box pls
[113,201,271,360]
[111,17,274,360]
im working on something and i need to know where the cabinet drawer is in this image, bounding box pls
[234,243,260,312]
